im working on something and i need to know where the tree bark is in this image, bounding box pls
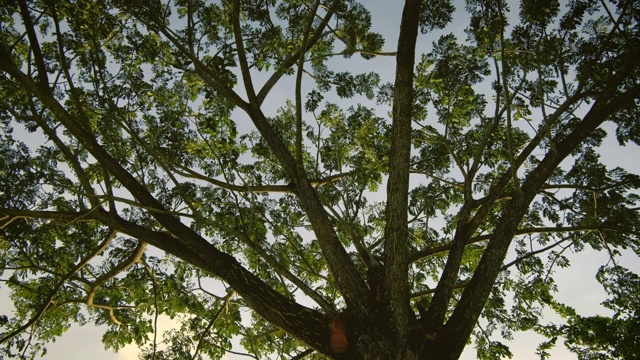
[383,0,421,348]
[441,77,640,360]
[0,45,334,354]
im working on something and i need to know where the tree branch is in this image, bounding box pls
[442,74,640,360]
[296,0,321,169]
[17,0,48,86]
[246,66,368,316]
[0,230,115,344]
[256,2,335,104]
[156,26,249,110]
[86,240,147,309]
[469,90,588,232]
[232,0,257,102]
[191,289,236,360]
[383,0,421,341]
[409,224,624,263]
[0,48,333,353]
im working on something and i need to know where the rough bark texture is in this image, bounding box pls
[382,0,421,350]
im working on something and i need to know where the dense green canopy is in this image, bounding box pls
[1,0,639,359]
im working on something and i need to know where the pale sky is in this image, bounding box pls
[2,1,639,359]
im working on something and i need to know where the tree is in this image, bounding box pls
[0,0,639,359]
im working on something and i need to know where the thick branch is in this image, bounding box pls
[232,0,257,102]
[110,7,368,311]
[247,105,369,313]
[383,0,421,341]
[441,79,640,360]
[0,49,333,354]
[0,206,332,352]
[416,91,589,326]
[17,0,48,86]
[421,204,473,332]
[94,208,331,352]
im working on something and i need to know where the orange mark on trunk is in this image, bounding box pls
[329,318,348,353]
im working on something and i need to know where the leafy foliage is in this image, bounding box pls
[0,0,639,359]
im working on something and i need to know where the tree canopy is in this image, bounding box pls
[1,0,639,359]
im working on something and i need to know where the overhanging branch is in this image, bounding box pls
[0,49,332,353]
[441,77,640,360]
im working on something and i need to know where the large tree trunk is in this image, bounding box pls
[321,319,454,360]
[381,0,421,355]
